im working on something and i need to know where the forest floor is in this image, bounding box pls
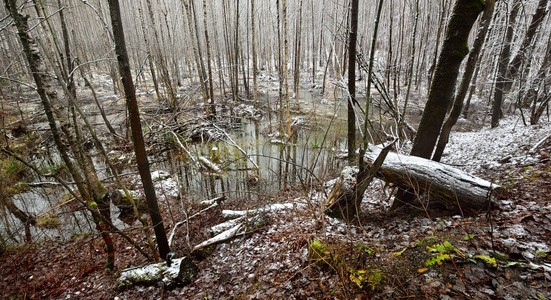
[1,103,551,299]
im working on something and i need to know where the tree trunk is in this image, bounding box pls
[432,0,495,162]
[529,32,551,125]
[5,0,114,268]
[346,0,359,163]
[203,0,215,118]
[410,0,484,159]
[137,3,162,102]
[395,0,484,210]
[326,141,395,221]
[251,0,259,106]
[399,0,419,136]
[107,0,170,260]
[293,0,304,108]
[504,0,549,95]
[145,0,177,109]
[428,0,448,93]
[181,0,209,112]
[491,0,521,128]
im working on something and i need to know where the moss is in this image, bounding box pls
[36,213,61,229]
[88,201,98,209]
[367,268,384,290]
[349,267,384,290]
[355,243,376,256]
[2,157,26,180]
[308,239,330,264]
[474,254,497,268]
[12,182,30,194]
[177,257,198,284]
[70,232,90,240]
[425,241,464,267]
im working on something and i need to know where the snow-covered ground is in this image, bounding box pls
[118,116,548,299]
[441,117,550,175]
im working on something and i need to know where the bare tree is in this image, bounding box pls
[346,0,359,163]
[4,0,116,268]
[107,0,170,260]
[432,0,496,162]
[504,0,549,95]
[203,0,215,118]
[392,0,484,210]
[491,0,521,128]
[410,0,484,159]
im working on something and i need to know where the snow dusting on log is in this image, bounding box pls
[221,202,304,218]
[193,223,244,251]
[117,257,197,289]
[364,145,506,213]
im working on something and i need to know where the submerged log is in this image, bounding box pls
[364,145,506,214]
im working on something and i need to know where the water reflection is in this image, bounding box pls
[156,108,348,203]
[2,90,348,242]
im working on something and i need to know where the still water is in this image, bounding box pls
[2,89,350,243]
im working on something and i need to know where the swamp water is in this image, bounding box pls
[3,90,351,242]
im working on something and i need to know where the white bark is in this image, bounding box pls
[193,223,244,251]
[221,202,303,218]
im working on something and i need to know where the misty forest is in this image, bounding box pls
[1,0,550,298]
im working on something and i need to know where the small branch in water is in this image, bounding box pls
[212,123,259,170]
[169,131,197,164]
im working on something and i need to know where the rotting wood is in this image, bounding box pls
[198,156,222,173]
[364,145,506,215]
[221,202,303,219]
[326,140,396,220]
[192,202,301,251]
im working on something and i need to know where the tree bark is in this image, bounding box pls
[432,0,495,162]
[346,0,359,163]
[504,0,549,95]
[395,0,484,209]
[107,0,170,260]
[327,140,393,221]
[491,0,521,128]
[410,0,484,159]
[203,0,215,118]
[118,256,197,289]
[251,0,259,106]
[5,0,114,268]
[366,146,505,215]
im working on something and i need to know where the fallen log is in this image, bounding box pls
[221,202,304,219]
[364,145,506,214]
[193,223,244,252]
[193,202,302,251]
[117,256,197,289]
[167,196,226,247]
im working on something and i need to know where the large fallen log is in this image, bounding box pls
[364,145,506,214]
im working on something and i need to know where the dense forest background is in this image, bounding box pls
[1,0,548,118]
[0,0,550,298]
